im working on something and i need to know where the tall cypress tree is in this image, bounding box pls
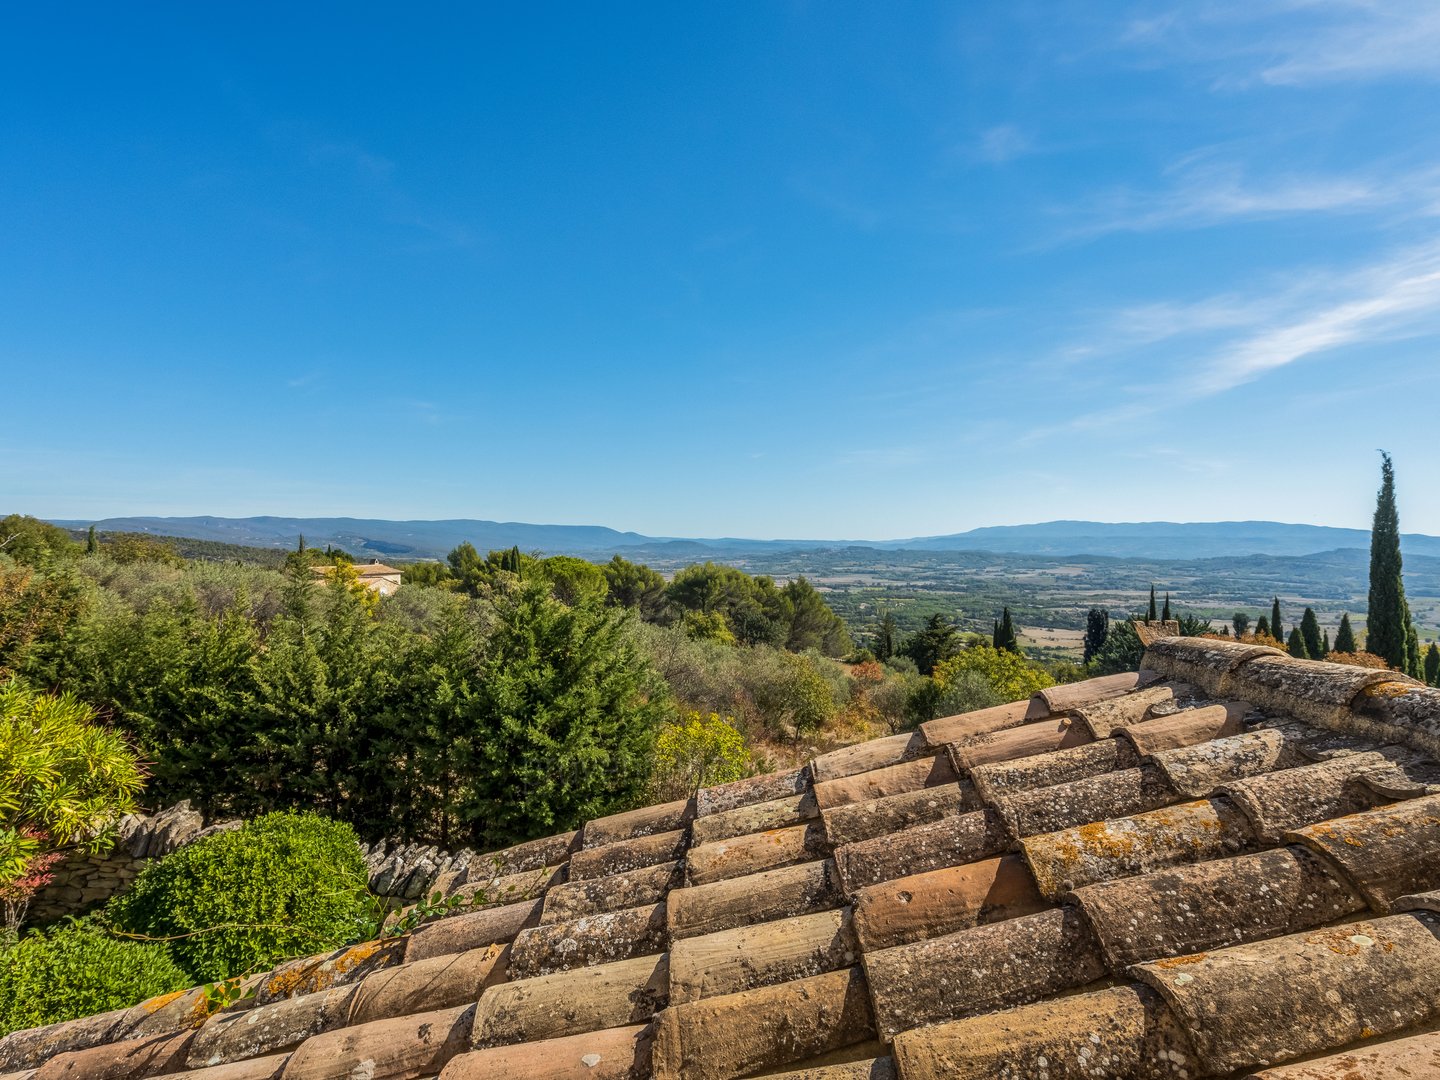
[1406,621,1422,678]
[1334,613,1357,654]
[874,611,897,662]
[1300,607,1324,660]
[1271,598,1284,646]
[1147,587,1157,622]
[1367,452,1412,671]
[1161,593,1172,621]
[1287,628,1309,659]
[1425,643,1440,687]
[1083,608,1110,666]
[995,607,1020,653]
[1323,629,1331,655]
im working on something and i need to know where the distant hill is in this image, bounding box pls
[46,514,1440,562]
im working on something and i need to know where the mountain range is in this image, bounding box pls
[49,515,1440,563]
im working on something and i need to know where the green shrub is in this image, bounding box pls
[109,811,375,982]
[0,917,189,1036]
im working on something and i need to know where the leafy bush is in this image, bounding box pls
[0,917,188,1036]
[933,645,1054,703]
[109,811,374,982]
[652,712,749,799]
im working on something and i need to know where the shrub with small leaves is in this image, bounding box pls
[652,712,749,799]
[0,916,189,1036]
[108,811,375,982]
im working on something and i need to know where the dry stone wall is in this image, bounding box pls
[29,801,472,924]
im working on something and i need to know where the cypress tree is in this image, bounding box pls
[1334,613,1357,654]
[1323,629,1331,655]
[1425,643,1440,687]
[1161,593,1172,621]
[1367,452,1413,671]
[991,619,1000,650]
[1255,615,1271,639]
[297,533,306,554]
[1287,628,1308,659]
[1147,586,1157,622]
[1232,612,1250,638]
[1406,620,1422,678]
[1300,607,1323,660]
[1083,608,1110,666]
[1271,598,1283,645]
[85,525,98,555]
[995,607,1020,653]
[875,611,897,662]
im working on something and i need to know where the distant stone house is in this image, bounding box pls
[310,559,403,596]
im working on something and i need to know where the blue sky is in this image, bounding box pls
[4,2,1439,538]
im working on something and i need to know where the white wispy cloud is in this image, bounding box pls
[1062,159,1440,239]
[1121,1,1440,86]
[1043,236,1440,434]
[975,124,1033,165]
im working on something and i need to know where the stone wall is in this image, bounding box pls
[28,801,474,924]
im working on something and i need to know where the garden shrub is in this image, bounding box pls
[0,916,189,1036]
[108,811,375,982]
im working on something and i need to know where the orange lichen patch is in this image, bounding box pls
[265,964,318,999]
[1302,925,1394,958]
[1360,681,1415,698]
[1153,953,1207,969]
[333,939,384,975]
[140,989,189,1014]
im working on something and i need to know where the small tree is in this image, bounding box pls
[1271,598,1284,645]
[1147,587,1158,622]
[85,526,98,556]
[901,614,960,676]
[1300,608,1324,660]
[874,611,898,663]
[993,607,1020,654]
[1334,613,1357,655]
[1083,609,1110,666]
[652,712,748,800]
[1255,615,1271,638]
[1287,628,1309,659]
[0,684,145,935]
[1232,613,1250,638]
[1161,593,1172,622]
[1367,452,1413,672]
[934,644,1053,703]
[1425,643,1440,687]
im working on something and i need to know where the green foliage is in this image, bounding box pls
[1425,642,1439,687]
[991,607,1019,653]
[781,577,851,655]
[534,556,608,607]
[0,917,189,1037]
[1232,612,1250,638]
[1161,593,1171,621]
[1255,614,1270,638]
[666,563,787,647]
[1367,453,1413,671]
[402,561,454,588]
[108,811,374,983]
[603,556,671,622]
[1147,586,1157,622]
[0,684,144,887]
[0,564,86,678]
[1334,613,1357,655]
[456,579,668,846]
[1177,615,1214,637]
[682,609,736,645]
[652,712,749,800]
[1271,598,1284,646]
[1082,608,1109,666]
[1287,627,1309,659]
[874,611,898,663]
[751,651,834,740]
[900,614,960,676]
[0,515,80,568]
[903,668,1003,726]
[1300,607,1324,660]
[933,644,1054,703]
[1089,620,1143,675]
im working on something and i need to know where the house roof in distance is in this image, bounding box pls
[4,628,1440,1079]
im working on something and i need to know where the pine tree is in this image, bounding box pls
[1161,593,1172,622]
[1271,598,1284,646]
[1300,608,1324,660]
[995,607,1020,653]
[1334,613,1357,654]
[1287,628,1309,659]
[1147,587,1157,622]
[1425,643,1440,687]
[85,525,98,555]
[1367,452,1413,671]
[1083,608,1110,666]
[1255,615,1270,638]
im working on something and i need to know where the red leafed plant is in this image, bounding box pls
[1,837,64,941]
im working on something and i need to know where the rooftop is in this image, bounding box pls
[4,631,1440,1079]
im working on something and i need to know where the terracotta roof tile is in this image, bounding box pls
[13,637,1440,1080]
